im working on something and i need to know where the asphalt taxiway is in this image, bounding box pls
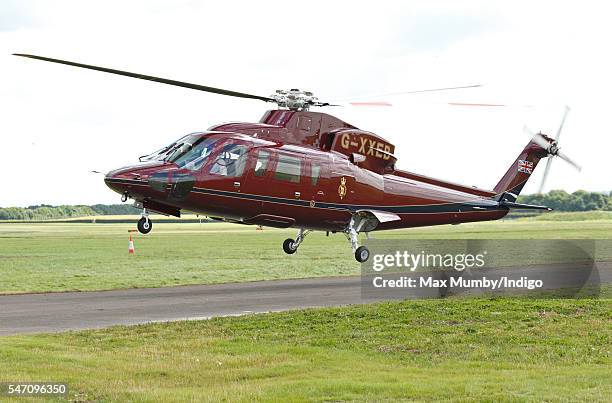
[1,262,609,336]
[0,276,371,336]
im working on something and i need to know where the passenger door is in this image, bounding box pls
[269,151,305,204]
[301,158,328,207]
[242,148,273,213]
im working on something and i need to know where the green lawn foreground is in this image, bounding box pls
[1,216,612,293]
[0,297,610,402]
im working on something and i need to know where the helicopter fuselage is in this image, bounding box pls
[105,113,513,233]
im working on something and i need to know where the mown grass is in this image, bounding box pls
[1,214,612,294]
[525,211,612,221]
[0,298,610,402]
[1,213,610,401]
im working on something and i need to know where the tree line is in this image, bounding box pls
[0,204,140,220]
[517,190,611,211]
[0,190,610,220]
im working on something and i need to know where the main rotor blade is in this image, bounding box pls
[345,100,532,108]
[370,84,483,97]
[448,101,533,108]
[13,53,275,102]
[347,101,394,107]
[333,84,482,102]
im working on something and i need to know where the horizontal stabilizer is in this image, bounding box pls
[499,201,552,211]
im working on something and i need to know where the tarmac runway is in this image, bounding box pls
[1,262,610,336]
[0,276,373,336]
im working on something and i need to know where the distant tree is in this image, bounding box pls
[90,204,140,215]
[0,205,96,220]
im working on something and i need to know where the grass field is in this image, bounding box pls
[1,298,610,401]
[1,213,611,401]
[1,213,612,294]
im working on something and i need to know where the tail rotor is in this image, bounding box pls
[523,106,581,193]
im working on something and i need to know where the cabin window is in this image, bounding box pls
[254,150,270,177]
[209,144,248,177]
[274,154,301,183]
[311,163,321,185]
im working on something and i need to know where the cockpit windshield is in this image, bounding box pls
[167,136,219,171]
[139,133,203,163]
[139,133,220,171]
[139,133,250,174]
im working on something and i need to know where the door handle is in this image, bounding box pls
[234,181,241,188]
[294,191,301,199]
[317,191,325,196]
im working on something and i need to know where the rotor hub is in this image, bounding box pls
[548,141,559,156]
[270,89,320,111]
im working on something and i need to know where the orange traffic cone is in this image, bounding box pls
[128,233,135,254]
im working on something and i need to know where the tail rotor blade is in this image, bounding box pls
[524,105,579,192]
[538,158,553,193]
[555,105,570,141]
[556,150,582,172]
[524,126,551,150]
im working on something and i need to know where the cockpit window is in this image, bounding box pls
[140,133,202,162]
[209,144,248,177]
[168,137,219,171]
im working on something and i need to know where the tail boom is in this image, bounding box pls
[493,137,551,197]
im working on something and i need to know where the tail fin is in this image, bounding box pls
[493,135,552,199]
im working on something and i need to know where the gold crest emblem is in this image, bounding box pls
[338,176,347,200]
[309,199,316,208]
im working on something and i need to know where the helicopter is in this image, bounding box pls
[13,54,581,262]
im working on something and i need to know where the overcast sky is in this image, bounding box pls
[1,0,610,207]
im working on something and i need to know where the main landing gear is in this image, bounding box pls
[137,208,152,234]
[283,228,311,255]
[281,220,371,263]
[344,215,370,263]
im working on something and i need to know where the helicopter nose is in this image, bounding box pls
[104,166,147,196]
[103,162,180,201]
[104,170,129,196]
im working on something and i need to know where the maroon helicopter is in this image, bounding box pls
[14,54,581,262]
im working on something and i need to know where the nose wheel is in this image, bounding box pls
[137,215,152,234]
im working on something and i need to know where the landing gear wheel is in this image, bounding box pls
[355,246,370,263]
[283,238,297,254]
[137,217,152,234]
